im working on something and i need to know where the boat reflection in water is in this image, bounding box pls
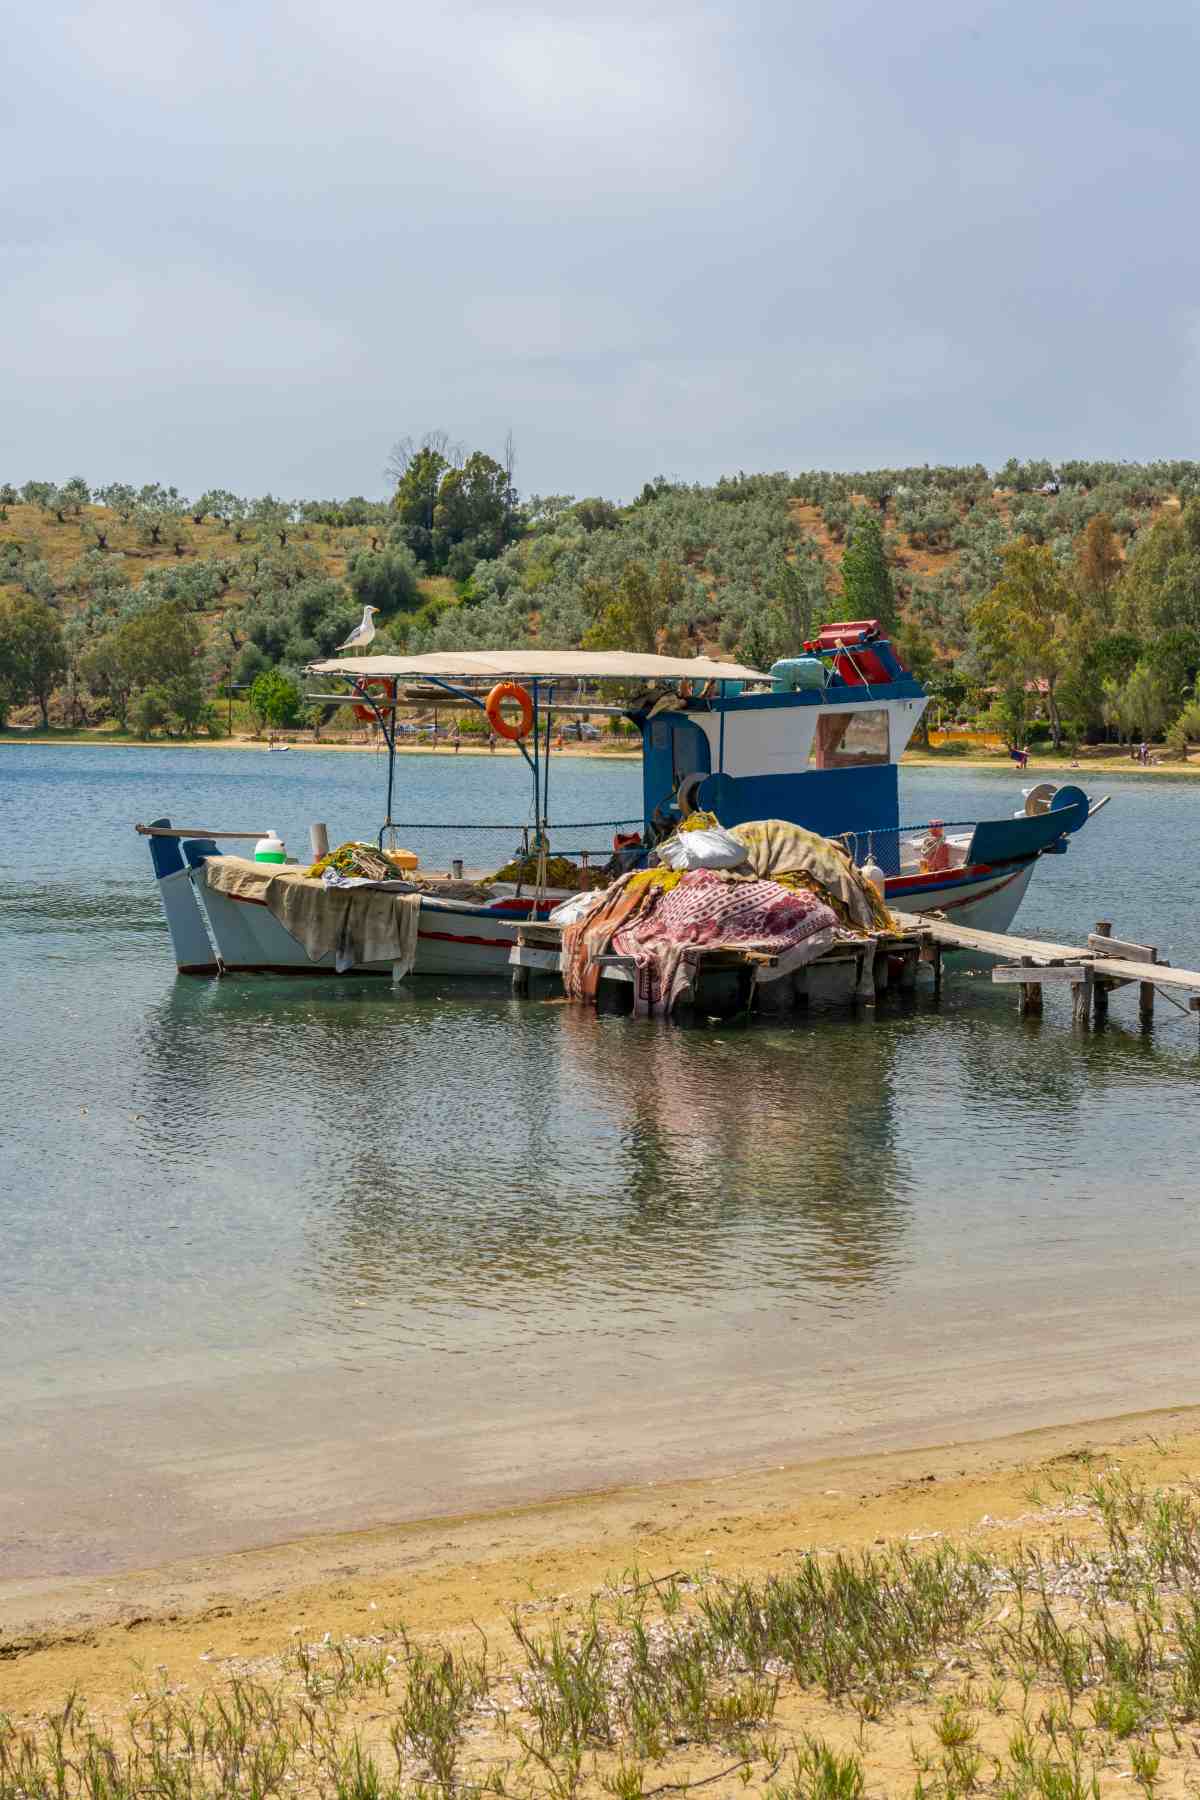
[134,974,920,1354]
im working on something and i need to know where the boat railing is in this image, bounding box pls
[839,821,978,877]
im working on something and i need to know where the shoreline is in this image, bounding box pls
[6,1403,1200,1717]
[3,732,1195,776]
[0,732,642,760]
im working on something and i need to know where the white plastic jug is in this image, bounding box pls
[860,853,886,899]
[254,831,287,864]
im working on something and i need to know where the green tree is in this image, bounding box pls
[581,559,682,654]
[1120,500,1200,637]
[432,452,514,568]
[130,684,170,739]
[80,517,114,552]
[135,507,169,548]
[893,619,937,745]
[251,495,294,548]
[81,601,207,732]
[1074,512,1123,621]
[390,439,451,564]
[0,596,68,727]
[249,669,303,729]
[65,550,131,608]
[95,482,137,520]
[973,541,1078,749]
[840,512,897,630]
[738,551,827,670]
[347,545,421,614]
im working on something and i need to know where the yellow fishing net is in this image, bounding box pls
[306,842,418,880]
[490,852,603,889]
[626,867,687,896]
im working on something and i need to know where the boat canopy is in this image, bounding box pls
[306,650,766,682]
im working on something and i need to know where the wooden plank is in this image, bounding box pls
[517,923,565,947]
[992,964,1089,985]
[891,910,1200,998]
[508,946,561,973]
[136,824,265,840]
[1087,933,1158,963]
[890,910,1084,964]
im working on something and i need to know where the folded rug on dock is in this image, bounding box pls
[203,857,421,973]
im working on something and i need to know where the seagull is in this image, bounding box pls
[336,605,379,653]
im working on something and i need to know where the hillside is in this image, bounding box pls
[3,460,1200,746]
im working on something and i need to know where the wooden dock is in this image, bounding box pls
[513,908,1200,1032]
[511,919,929,1021]
[891,910,1200,1031]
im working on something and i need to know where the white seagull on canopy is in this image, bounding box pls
[336,605,379,653]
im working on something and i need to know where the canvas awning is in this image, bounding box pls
[307,650,766,682]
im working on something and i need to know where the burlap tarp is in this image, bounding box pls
[203,857,421,974]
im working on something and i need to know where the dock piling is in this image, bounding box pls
[1091,921,1112,1025]
[1019,955,1043,1018]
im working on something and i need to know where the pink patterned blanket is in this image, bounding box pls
[610,870,838,1017]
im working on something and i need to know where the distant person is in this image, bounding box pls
[488,731,496,754]
[452,723,461,754]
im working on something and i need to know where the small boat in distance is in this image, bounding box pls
[141,629,1104,977]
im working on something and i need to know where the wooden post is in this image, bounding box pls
[1019,955,1042,1017]
[855,941,876,1003]
[511,961,530,997]
[1073,966,1094,1026]
[1092,922,1111,1024]
[1139,979,1156,1026]
[898,946,918,991]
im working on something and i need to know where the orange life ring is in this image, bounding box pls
[485,681,534,741]
[353,678,396,724]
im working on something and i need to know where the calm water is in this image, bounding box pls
[1,745,1198,1578]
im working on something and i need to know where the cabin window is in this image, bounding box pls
[810,709,889,769]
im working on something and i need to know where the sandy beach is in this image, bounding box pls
[8,1410,1200,1796]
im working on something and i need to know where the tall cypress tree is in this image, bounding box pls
[840,512,897,631]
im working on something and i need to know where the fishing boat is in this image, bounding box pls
[140,625,1104,977]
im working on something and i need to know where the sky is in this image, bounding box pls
[5,0,1200,501]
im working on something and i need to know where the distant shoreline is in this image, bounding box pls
[3,731,1195,777]
[0,731,642,761]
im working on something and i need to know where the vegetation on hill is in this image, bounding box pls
[4,452,1200,751]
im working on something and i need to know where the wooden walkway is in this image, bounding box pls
[514,908,1200,1032]
[891,910,1200,1029]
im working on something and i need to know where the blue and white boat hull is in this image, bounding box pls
[149,833,1043,977]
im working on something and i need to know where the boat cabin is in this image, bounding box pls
[634,621,928,871]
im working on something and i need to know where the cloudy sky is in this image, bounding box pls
[5,0,1199,500]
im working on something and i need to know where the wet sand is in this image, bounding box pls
[5,1407,1200,1721]
[5,1228,1197,1588]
